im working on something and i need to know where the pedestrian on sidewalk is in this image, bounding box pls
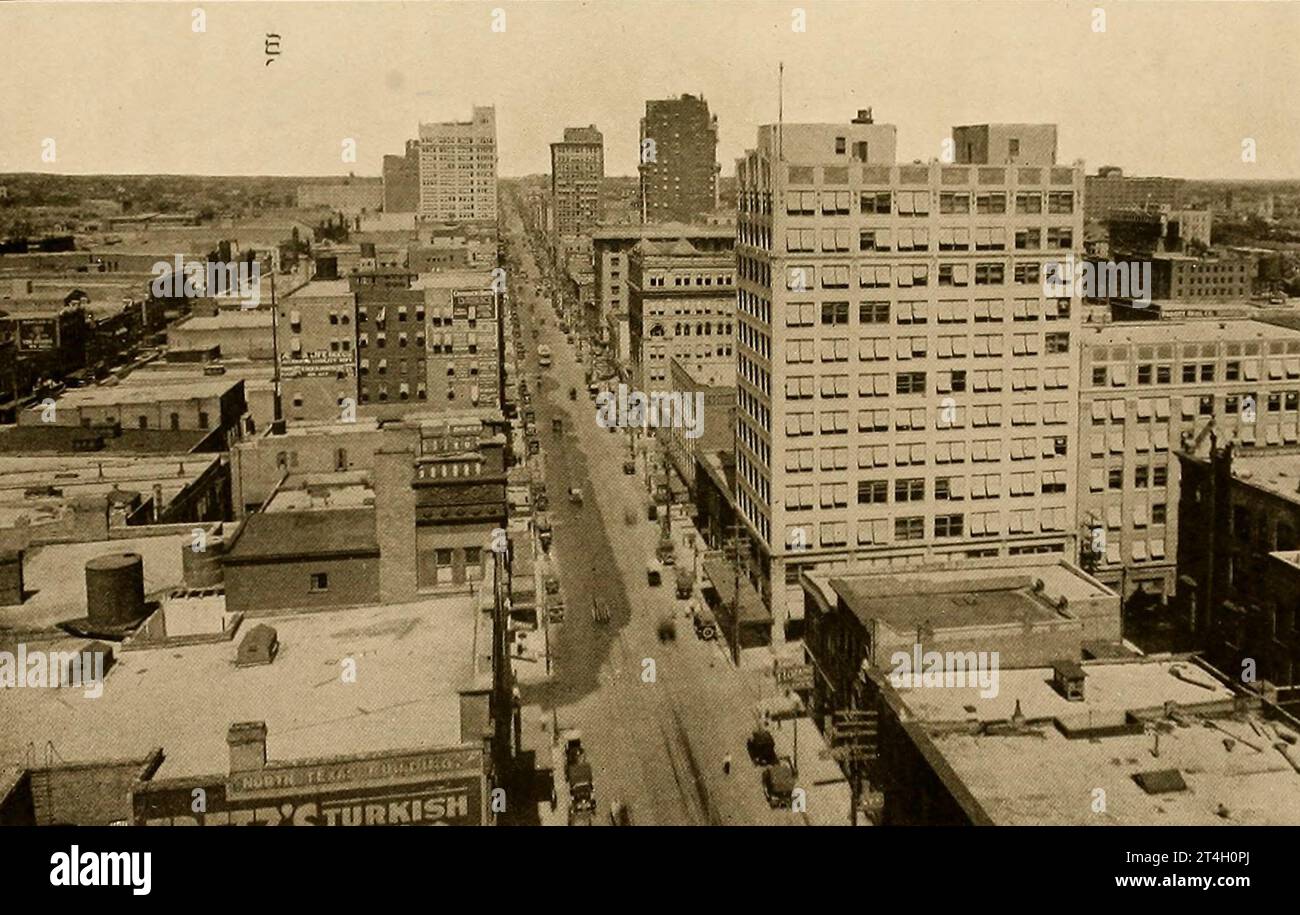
[723,753,732,776]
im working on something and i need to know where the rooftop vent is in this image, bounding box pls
[236,624,278,667]
[1133,768,1187,795]
[1051,659,1086,701]
[852,108,874,125]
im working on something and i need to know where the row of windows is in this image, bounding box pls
[790,407,1071,439]
[789,225,1074,254]
[782,261,1062,290]
[1086,465,1171,490]
[788,298,1070,326]
[781,332,1070,363]
[789,471,1073,506]
[791,507,1072,548]
[81,412,210,430]
[645,274,734,288]
[802,438,1070,467]
[645,322,734,336]
[1089,391,1300,421]
[785,189,1075,217]
[1091,359,1300,387]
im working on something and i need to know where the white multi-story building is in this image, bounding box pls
[418,107,498,223]
[734,114,1085,641]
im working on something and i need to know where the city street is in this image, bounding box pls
[505,206,821,826]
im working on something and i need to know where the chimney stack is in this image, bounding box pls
[227,721,268,774]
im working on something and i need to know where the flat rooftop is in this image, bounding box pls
[0,596,480,781]
[275,417,383,437]
[282,279,353,299]
[1085,318,1300,348]
[129,361,276,384]
[829,575,1067,632]
[266,479,374,512]
[901,658,1300,825]
[411,269,494,291]
[595,222,738,241]
[807,560,1111,632]
[27,378,238,412]
[0,454,218,528]
[0,532,190,637]
[225,507,378,562]
[1229,450,1300,506]
[170,311,272,331]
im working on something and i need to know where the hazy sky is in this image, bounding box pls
[4,1,1298,180]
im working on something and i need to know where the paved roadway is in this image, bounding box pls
[504,202,807,826]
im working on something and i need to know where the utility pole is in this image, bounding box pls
[491,544,513,789]
[730,401,744,667]
[268,262,283,433]
[731,514,744,667]
[661,436,672,537]
[830,708,878,826]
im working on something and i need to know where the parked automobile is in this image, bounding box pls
[675,567,695,599]
[569,487,583,505]
[763,760,796,809]
[655,538,675,566]
[622,459,636,475]
[693,610,717,641]
[646,563,662,587]
[747,728,777,766]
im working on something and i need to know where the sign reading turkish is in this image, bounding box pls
[133,747,485,826]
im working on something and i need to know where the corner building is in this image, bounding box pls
[735,117,1084,642]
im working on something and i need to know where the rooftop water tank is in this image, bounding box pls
[85,552,146,629]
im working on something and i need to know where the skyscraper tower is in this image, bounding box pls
[418,106,498,223]
[734,115,1083,641]
[639,94,719,224]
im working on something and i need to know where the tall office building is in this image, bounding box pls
[550,126,605,239]
[1084,167,1186,221]
[639,94,719,224]
[418,106,498,223]
[383,140,421,213]
[734,114,1084,641]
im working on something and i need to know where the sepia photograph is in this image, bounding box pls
[0,0,1296,895]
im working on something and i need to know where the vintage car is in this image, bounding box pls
[763,760,796,809]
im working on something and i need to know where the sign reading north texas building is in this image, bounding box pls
[132,747,486,826]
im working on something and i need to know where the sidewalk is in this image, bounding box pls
[658,484,862,826]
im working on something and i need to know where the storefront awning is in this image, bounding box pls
[701,557,771,624]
